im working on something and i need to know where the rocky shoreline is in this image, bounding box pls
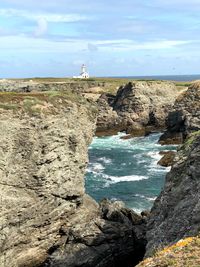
[96,81,184,136]
[0,80,199,267]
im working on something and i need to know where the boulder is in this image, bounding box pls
[158,151,176,167]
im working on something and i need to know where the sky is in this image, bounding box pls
[0,0,200,77]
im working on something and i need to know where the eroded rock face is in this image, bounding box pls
[159,82,200,144]
[145,132,200,256]
[0,92,146,267]
[96,81,182,136]
[0,100,95,266]
[96,93,122,135]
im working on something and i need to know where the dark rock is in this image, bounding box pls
[158,151,176,167]
[41,198,147,267]
[145,132,200,256]
[159,82,200,144]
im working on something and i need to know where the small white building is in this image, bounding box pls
[73,64,89,79]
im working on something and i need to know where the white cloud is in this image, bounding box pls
[91,39,193,51]
[0,8,88,23]
[34,17,48,37]
[0,35,196,54]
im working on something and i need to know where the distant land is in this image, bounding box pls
[2,74,200,82]
[109,74,200,82]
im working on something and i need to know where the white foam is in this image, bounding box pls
[99,157,112,164]
[146,196,157,201]
[108,175,149,183]
[131,208,142,214]
[149,166,171,173]
[134,194,157,202]
[146,151,162,161]
[87,163,105,173]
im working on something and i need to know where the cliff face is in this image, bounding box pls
[145,131,200,257]
[0,91,146,267]
[96,81,183,136]
[159,82,200,144]
[0,92,95,266]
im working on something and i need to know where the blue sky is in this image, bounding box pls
[0,0,200,77]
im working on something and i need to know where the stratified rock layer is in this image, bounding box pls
[159,82,200,144]
[0,91,146,267]
[145,132,200,256]
[96,81,182,136]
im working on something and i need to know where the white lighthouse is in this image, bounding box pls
[73,64,90,79]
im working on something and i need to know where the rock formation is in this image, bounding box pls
[0,90,146,267]
[159,82,200,144]
[145,131,200,257]
[96,81,183,136]
[96,93,121,135]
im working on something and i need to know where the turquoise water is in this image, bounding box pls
[85,133,176,213]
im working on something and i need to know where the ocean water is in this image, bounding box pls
[85,132,176,213]
[112,74,200,82]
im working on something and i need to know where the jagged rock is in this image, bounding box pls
[145,132,200,256]
[96,81,183,136]
[159,82,200,144]
[43,199,146,267]
[96,93,123,135]
[0,91,146,267]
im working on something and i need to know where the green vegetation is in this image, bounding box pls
[175,82,191,87]
[0,90,91,116]
[6,77,192,95]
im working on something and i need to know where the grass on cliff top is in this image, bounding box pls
[8,77,190,95]
[137,236,200,267]
[0,90,93,115]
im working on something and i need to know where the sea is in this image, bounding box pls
[111,74,200,82]
[85,132,176,213]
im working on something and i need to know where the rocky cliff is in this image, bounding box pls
[0,90,146,267]
[159,82,200,144]
[96,81,183,136]
[145,131,200,257]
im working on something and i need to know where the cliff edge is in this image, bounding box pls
[145,131,200,257]
[0,90,146,267]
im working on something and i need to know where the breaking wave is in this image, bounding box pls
[85,132,177,212]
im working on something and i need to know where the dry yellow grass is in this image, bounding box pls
[137,236,200,267]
